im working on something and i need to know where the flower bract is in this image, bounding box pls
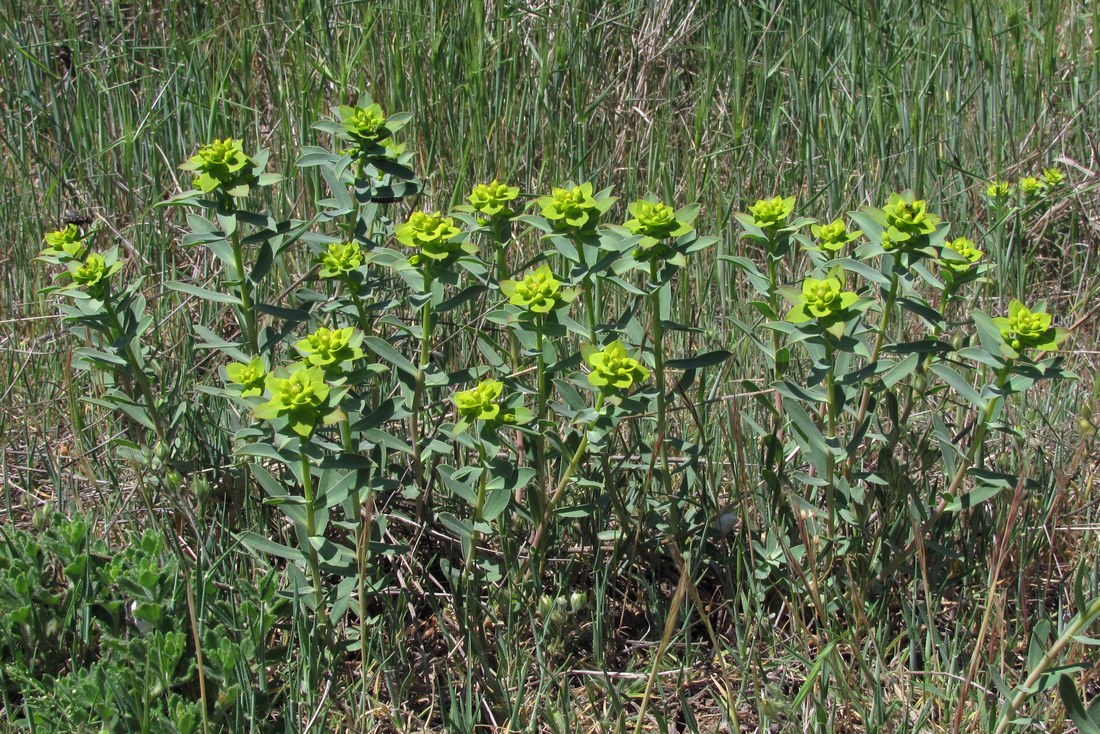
[395,211,471,265]
[986,180,1013,200]
[254,365,330,437]
[179,138,255,196]
[586,341,649,392]
[992,300,1067,353]
[786,277,860,323]
[883,193,938,238]
[940,236,983,274]
[1019,176,1043,198]
[452,379,503,422]
[225,357,266,397]
[467,180,520,218]
[41,224,88,261]
[810,219,861,253]
[1042,167,1065,187]
[500,265,567,314]
[294,326,364,370]
[748,196,796,229]
[537,182,613,231]
[318,241,364,279]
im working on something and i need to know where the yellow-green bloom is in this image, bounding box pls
[992,300,1066,352]
[748,196,796,229]
[537,182,611,230]
[940,236,984,274]
[500,265,567,314]
[225,357,266,397]
[179,138,255,195]
[1042,167,1065,187]
[317,241,364,279]
[586,341,649,392]
[1019,176,1043,198]
[340,103,387,147]
[786,277,860,323]
[624,200,692,240]
[64,252,120,297]
[395,211,470,265]
[467,180,520,218]
[254,365,330,437]
[883,193,938,237]
[810,219,861,254]
[294,326,364,369]
[986,180,1013,200]
[41,224,87,261]
[452,379,503,421]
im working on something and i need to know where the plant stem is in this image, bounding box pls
[103,299,168,446]
[411,268,434,501]
[299,438,327,629]
[229,223,259,356]
[650,259,673,505]
[524,393,605,581]
[534,327,548,495]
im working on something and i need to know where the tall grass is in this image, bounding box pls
[1,0,1098,731]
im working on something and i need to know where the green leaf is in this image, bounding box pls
[1059,674,1100,734]
[944,483,1005,512]
[238,532,308,565]
[665,350,732,370]
[363,335,417,376]
[166,280,241,305]
[482,485,512,523]
[929,363,986,411]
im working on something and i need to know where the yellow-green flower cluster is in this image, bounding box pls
[786,277,860,323]
[748,196,796,229]
[40,224,87,262]
[883,193,939,238]
[500,265,567,314]
[467,180,520,219]
[537,182,612,231]
[452,379,503,422]
[624,200,692,240]
[810,219,861,254]
[225,357,266,397]
[180,138,255,195]
[396,211,471,266]
[992,300,1065,353]
[1019,176,1043,198]
[940,236,983,274]
[340,103,387,147]
[1042,167,1065,187]
[64,252,121,298]
[254,365,330,437]
[317,241,364,279]
[986,180,1013,200]
[586,341,649,392]
[294,326,364,370]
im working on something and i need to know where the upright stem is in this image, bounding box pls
[575,236,599,343]
[824,341,838,535]
[534,327,548,494]
[650,260,672,503]
[103,301,168,446]
[411,269,434,498]
[298,438,327,626]
[228,223,259,356]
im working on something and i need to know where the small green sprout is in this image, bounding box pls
[537,182,615,231]
[748,196,796,229]
[317,241,364,279]
[179,138,256,196]
[585,341,650,393]
[225,357,266,397]
[940,236,984,274]
[294,326,364,370]
[992,300,1068,353]
[453,379,504,422]
[465,180,521,220]
[254,364,330,437]
[810,218,862,254]
[499,265,570,314]
[395,211,472,266]
[785,276,860,324]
